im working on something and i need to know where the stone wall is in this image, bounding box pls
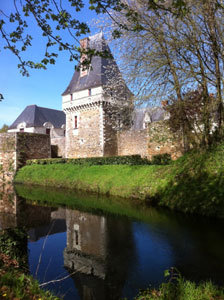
[117,121,182,159]
[66,107,103,158]
[117,129,148,158]
[16,132,51,168]
[103,106,118,156]
[0,133,17,184]
[51,137,65,157]
[148,120,182,159]
[0,132,51,183]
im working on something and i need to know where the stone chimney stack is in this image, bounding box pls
[80,37,90,77]
[80,37,90,50]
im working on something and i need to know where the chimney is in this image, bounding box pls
[80,37,90,50]
[80,37,90,77]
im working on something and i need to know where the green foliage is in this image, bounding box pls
[0,228,27,268]
[135,270,224,300]
[0,228,61,300]
[26,155,152,166]
[0,270,61,300]
[0,0,188,76]
[0,124,9,133]
[151,153,172,165]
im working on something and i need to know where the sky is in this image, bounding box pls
[0,0,102,128]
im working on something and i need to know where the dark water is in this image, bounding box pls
[1,184,224,299]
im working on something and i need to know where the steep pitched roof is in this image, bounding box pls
[132,107,167,130]
[62,32,129,95]
[9,105,65,129]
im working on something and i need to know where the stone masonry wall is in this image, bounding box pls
[103,106,118,156]
[51,137,65,157]
[117,121,182,160]
[148,120,182,160]
[0,133,17,184]
[66,108,103,158]
[117,129,148,158]
[0,132,51,183]
[16,132,51,168]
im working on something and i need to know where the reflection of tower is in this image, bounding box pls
[64,209,135,300]
[64,209,107,279]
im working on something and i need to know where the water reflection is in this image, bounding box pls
[64,209,135,299]
[1,184,224,300]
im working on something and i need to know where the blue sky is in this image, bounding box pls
[0,0,102,127]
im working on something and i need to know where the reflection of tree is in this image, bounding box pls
[64,209,135,300]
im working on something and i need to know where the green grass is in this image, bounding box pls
[135,279,224,300]
[15,164,164,199]
[15,142,224,217]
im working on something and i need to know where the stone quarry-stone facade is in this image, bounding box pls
[0,132,51,183]
[62,32,132,158]
[117,129,149,158]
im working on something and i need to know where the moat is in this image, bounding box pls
[1,184,224,300]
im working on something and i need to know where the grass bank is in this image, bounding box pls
[135,277,224,300]
[15,142,224,217]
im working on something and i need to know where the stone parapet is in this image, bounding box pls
[0,132,51,183]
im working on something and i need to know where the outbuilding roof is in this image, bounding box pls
[62,32,130,95]
[9,105,65,129]
[132,107,167,130]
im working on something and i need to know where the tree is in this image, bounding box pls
[165,90,216,148]
[0,0,188,76]
[97,0,224,147]
[0,124,9,133]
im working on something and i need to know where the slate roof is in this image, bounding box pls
[9,105,65,129]
[132,107,167,130]
[62,32,129,95]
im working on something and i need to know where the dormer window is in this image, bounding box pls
[70,94,73,101]
[46,128,51,135]
[88,89,91,96]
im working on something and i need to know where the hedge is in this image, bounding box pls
[26,154,171,166]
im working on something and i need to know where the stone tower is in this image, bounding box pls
[62,32,132,158]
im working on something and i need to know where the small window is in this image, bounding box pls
[70,93,73,101]
[46,128,51,135]
[88,88,91,96]
[74,230,79,245]
[74,116,78,129]
[64,130,66,136]
[20,128,24,132]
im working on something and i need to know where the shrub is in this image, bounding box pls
[26,155,152,166]
[151,153,172,165]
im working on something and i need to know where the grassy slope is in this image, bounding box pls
[15,142,224,217]
[135,279,224,300]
